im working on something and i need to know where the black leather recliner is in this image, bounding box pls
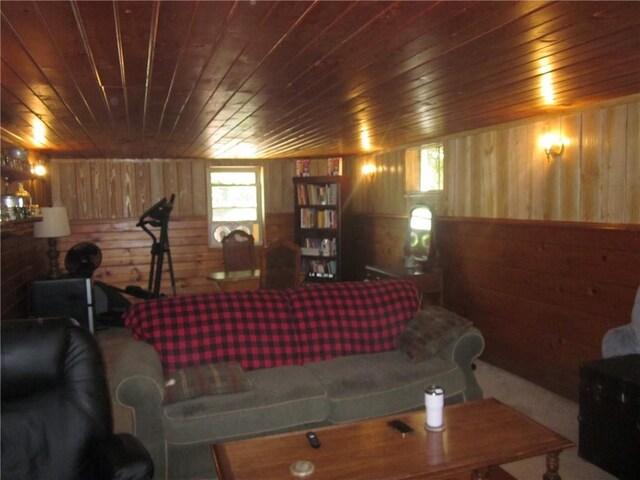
[1,317,154,480]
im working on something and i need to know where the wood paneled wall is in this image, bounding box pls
[342,213,406,280]
[49,157,337,220]
[346,214,640,401]
[437,217,640,401]
[57,212,294,298]
[343,96,640,401]
[46,157,324,296]
[1,223,49,319]
[444,100,639,223]
[345,97,640,225]
[32,95,639,401]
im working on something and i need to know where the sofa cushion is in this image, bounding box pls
[288,279,419,363]
[163,365,328,444]
[123,290,299,373]
[304,351,466,423]
[398,306,472,362]
[163,362,252,405]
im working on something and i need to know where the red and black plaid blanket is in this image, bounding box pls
[124,279,419,373]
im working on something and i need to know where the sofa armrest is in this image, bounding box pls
[112,336,166,480]
[436,326,485,401]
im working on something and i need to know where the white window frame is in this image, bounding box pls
[206,165,265,248]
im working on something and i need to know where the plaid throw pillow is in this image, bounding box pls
[398,306,472,361]
[163,362,252,405]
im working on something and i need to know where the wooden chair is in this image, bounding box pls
[259,239,302,290]
[222,230,256,273]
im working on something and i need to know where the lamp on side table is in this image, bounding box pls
[34,206,71,278]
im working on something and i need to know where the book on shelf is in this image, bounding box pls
[300,237,336,257]
[295,183,338,206]
[303,259,337,278]
[299,209,337,229]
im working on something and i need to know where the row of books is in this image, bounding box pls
[303,259,338,278]
[296,183,338,206]
[299,208,338,229]
[300,237,337,257]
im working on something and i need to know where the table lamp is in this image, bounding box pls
[34,206,71,278]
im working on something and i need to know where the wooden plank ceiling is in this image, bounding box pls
[1,0,639,160]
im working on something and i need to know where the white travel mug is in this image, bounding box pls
[425,385,444,431]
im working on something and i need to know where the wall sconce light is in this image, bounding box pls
[540,133,565,161]
[31,160,47,176]
[361,163,376,181]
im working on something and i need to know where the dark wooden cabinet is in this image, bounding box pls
[578,354,640,480]
[293,176,347,283]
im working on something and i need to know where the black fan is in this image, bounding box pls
[65,242,102,278]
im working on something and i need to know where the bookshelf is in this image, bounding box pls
[293,176,347,282]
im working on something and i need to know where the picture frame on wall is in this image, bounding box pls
[328,157,342,176]
[296,159,311,177]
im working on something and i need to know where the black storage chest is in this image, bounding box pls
[578,354,640,480]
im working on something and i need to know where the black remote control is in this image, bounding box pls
[387,419,414,437]
[306,431,321,448]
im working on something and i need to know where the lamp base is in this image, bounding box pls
[47,237,63,278]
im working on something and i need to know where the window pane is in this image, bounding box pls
[212,207,257,222]
[420,145,443,191]
[211,186,257,208]
[210,172,256,185]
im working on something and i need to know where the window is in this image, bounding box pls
[419,144,444,192]
[206,166,264,248]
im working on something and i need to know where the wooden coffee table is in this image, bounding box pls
[212,398,574,479]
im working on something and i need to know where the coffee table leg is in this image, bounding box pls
[543,450,562,480]
[471,467,489,479]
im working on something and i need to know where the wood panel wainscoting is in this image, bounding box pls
[437,217,640,401]
[56,212,295,298]
[346,213,640,401]
[342,213,407,281]
[1,222,49,319]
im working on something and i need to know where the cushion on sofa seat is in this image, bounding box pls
[398,306,472,362]
[288,279,420,363]
[162,365,328,444]
[123,290,299,373]
[303,351,466,423]
[163,362,252,405]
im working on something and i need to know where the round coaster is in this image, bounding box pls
[290,460,315,477]
[424,423,445,433]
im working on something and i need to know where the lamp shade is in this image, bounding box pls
[34,206,71,238]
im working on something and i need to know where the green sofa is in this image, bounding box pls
[112,280,485,480]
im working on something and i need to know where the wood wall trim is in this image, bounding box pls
[438,215,640,232]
